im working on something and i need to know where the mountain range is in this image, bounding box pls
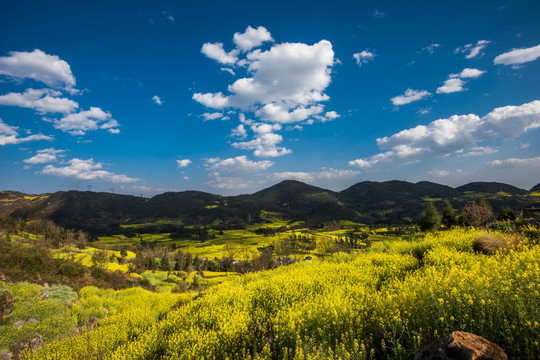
[1,180,538,234]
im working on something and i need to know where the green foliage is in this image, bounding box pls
[417,203,440,232]
[441,200,456,228]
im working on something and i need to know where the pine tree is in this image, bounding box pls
[441,200,457,228]
[418,203,441,232]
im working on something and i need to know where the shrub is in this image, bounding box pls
[472,232,522,254]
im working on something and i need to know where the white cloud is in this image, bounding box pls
[272,168,359,182]
[323,111,340,121]
[372,10,385,19]
[231,124,247,139]
[488,157,540,167]
[53,107,119,135]
[194,30,336,158]
[176,159,191,167]
[436,78,465,94]
[459,68,486,78]
[0,118,53,146]
[201,43,238,65]
[494,43,540,65]
[428,170,450,177]
[232,122,291,157]
[422,44,440,55]
[353,50,375,67]
[23,148,65,164]
[220,68,236,76]
[206,155,273,173]
[202,112,223,121]
[192,92,229,109]
[521,143,530,149]
[233,26,274,52]
[152,95,163,105]
[42,158,139,183]
[391,89,431,106]
[0,49,76,90]
[349,100,540,170]
[456,40,490,59]
[0,88,78,114]
[459,146,498,157]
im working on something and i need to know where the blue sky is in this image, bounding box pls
[1,0,540,196]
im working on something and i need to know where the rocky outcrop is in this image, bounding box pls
[9,333,44,360]
[414,331,507,360]
[0,290,14,317]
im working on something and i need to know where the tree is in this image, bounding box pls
[441,200,457,228]
[465,200,494,228]
[417,203,441,232]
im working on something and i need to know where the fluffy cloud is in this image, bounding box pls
[323,111,340,121]
[0,88,78,114]
[201,43,238,65]
[436,78,465,94]
[202,112,223,121]
[53,107,119,135]
[42,158,139,183]
[233,26,274,52]
[231,124,247,139]
[0,49,76,90]
[459,146,498,157]
[232,122,291,157]
[353,50,375,67]
[488,157,540,167]
[349,100,540,170]
[0,118,53,146]
[24,148,65,164]
[176,159,191,167]
[456,40,490,59]
[273,171,315,182]
[459,68,485,78]
[152,95,163,105]
[494,43,540,65]
[206,155,273,173]
[194,28,336,157]
[391,89,431,106]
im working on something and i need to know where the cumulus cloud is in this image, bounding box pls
[494,43,540,65]
[391,89,431,106]
[0,49,76,90]
[436,78,465,94]
[53,107,120,135]
[322,111,340,121]
[273,171,315,183]
[0,88,78,114]
[202,112,223,121]
[42,158,139,183]
[231,124,247,139]
[206,155,273,173]
[0,118,53,146]
[456,40,490,59]
[459,68,486,78]
[349,100,540,170]
[488,156,540,167]
[233,26,274,52]
[232,122,291,157]
[353,50,375,67]
[459,146,498,157]
[176,159,191,167]
[152,95,163,105]
[194,29,336,157]
[23,148,65,164]
[201,43,238,65]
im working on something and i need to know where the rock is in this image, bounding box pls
[0,274,6,281]
[40,292,49,300]
[42,283,49,289]
[0,290,14,317]
[13,317,39,330]
[0,351,13,360]
[414,331,508,360]
[10,333,44,360]
[13,321,25,330]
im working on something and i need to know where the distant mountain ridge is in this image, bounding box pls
[0,180,537,233]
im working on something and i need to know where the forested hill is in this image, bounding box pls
[0,180,538,233]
